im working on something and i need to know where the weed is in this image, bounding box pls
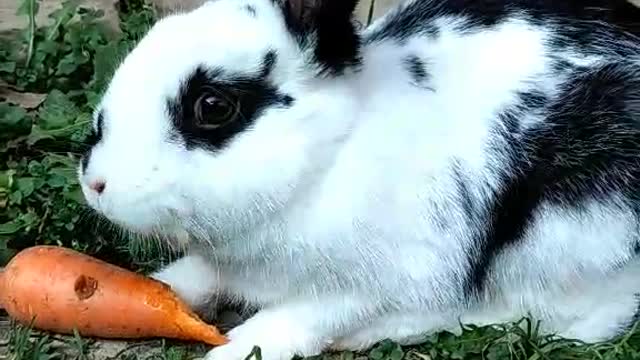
[0,0,162,271]
[8,321,55,360]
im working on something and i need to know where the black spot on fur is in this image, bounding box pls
[365,7,438,44]
[403,55,430,88]
[464,63,640,296]
[495,91,548,137]
[551,58,575,73]
[452,162,476,221]
[89,111,104,147]
[261,50,277,78]
[499,110,521,135]
[245,4,257,17]
[278,0,361,75]
[81,111,104,172]
[364,0,513,43]
[518,90,547,110]
[545,0,640,57]
[365,0,640,46]
[81,150,91,173]
[168,52,294,150]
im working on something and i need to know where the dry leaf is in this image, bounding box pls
[0,80,46,110]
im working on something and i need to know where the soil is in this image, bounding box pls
[0,312,209,360]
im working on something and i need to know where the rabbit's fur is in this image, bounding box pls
[79,0,640,358]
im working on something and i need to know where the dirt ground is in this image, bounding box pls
[0,314,7,359]
[0,312,204,360]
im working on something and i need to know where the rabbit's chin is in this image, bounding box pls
[87,196,190,239]
[106,212,194,251]
[103,210,176,236]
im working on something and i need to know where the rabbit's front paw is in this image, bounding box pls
[204,310,326,360]
[149,255,218,308]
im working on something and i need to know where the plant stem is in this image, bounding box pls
[24,0,38,68]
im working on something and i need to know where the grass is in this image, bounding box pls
[2,1,640,359]
[7,316,640,360]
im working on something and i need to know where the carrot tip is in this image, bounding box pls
[1,246,229,345]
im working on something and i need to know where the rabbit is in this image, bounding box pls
[78,0,640,359]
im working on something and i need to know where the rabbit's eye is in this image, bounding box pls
[194,91,239,129]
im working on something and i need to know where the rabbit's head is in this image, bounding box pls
[78,0,361,242]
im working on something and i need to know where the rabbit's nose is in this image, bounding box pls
[89,179,107,195]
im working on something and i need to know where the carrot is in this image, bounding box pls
[0,245,228,346]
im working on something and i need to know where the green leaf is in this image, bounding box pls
[0,220,22,235]
[47,0,79,23]
[43,154,78,169]
[37,89,79,130]
[16,177,35,197]
[50,166,79,187]
[47,174,67,188]
[16,0,40,16]
[63,187,85,203]
[78,7,105,23]
[55,53,86,75]
[0,61,16,72]
[84,90,102,108]
[91,42,122,93]
[26,124,55,146]
[31,46,49,64]
[0,102,28,127]
[33,177,46,189]
[37,40,60,55]
[21,211,39,228]
[368,348,384,360]
[388,347,404,360]
[9,190,23,205]
[28,160,45,176]
[0,170,15,189]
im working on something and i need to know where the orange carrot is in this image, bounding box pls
[0,245,228,346]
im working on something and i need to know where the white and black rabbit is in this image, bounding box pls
[78,0,640,358]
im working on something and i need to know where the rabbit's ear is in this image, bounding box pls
[280,0,361,75]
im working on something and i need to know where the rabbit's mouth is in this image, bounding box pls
[82,182,193,237]
[102,208,193,250]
